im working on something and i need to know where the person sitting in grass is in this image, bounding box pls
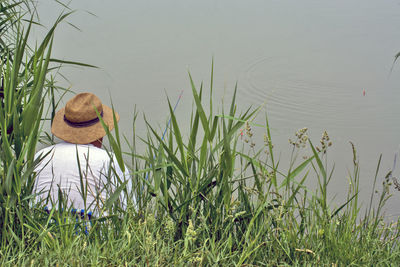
[33,92,131,214]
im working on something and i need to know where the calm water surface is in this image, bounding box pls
[37,0,400,216]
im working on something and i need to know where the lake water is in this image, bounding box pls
[36,0,400,217]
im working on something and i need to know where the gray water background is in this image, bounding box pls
[35,0,400,217]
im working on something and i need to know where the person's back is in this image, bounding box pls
[34,142,129,211]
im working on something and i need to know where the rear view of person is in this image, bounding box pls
[34,93,131,214]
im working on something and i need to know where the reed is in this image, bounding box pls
[0,0,94,252]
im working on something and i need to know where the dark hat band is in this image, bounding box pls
[63,111,104,128]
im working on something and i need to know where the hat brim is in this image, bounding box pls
[51,104,120,144]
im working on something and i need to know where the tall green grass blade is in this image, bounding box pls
[104,180,129,211]
[188,108,199,161]
[265,116,276,186]
[331,192,358,219]
[95,105,125,172]
[228,83,237,130]
[285,172,308,208]
[5,158,16,195]
[209,57,214,118]
[280,156,314,188]
[49,58,98,68]
[188,72,211,141]
[27,11,73,67]
[309,140,326,180]
[167,97,187,173]
[367,154,382,220]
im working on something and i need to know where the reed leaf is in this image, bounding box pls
[188,72,211,141]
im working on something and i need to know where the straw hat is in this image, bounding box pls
[51,93,119,144]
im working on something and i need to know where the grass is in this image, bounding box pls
[1,1,400,266]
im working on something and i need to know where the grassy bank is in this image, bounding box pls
[1,2,400,266]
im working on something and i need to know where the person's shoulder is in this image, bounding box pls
[36,142,75,155]
[34,144,57,157]
[56,143,111,158]
[35,142,92,156]
[85,145,110,155]
[81,145,115,162]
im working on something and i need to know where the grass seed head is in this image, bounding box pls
[245,121,253,138]
[290,127,308,148]
[186,219,197,241]
[165,216,175,235]
[145,230,156,248]
[318,130,332,154]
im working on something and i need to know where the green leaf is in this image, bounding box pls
[280,156,314,188]
[5,159,16,195]
[309,140,326,180]
[49,58,98,68]
[331,192,358,218]
[188,72,211,141]
[167,97,187,173]
[104,180,129,210]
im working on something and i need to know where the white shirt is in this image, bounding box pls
[34,142,131,212]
